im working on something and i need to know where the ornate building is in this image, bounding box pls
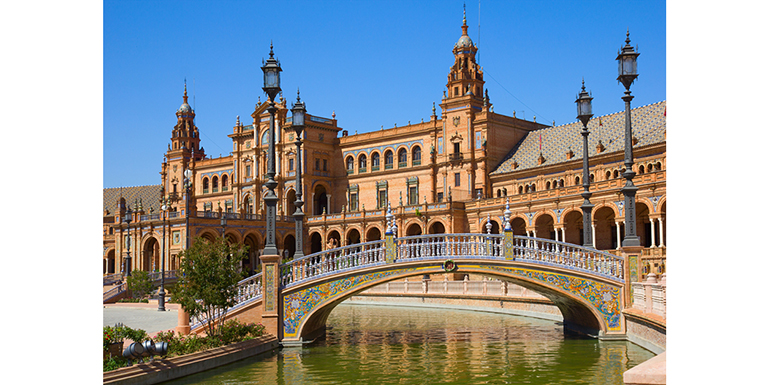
[103,15,666,279]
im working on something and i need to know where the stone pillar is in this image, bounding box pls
[260,253,282,339]
[591,223,597,248]
[616,222,622,249]
[622,244,644,308]
[176,307,191,335]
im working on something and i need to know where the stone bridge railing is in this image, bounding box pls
[190,272,263,330]
[279,233,624,290]
[362,276,549,300]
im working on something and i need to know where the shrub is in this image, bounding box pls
[127,270,153,299]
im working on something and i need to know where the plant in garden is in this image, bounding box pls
[126,270,153,299]
[172,237,246,338]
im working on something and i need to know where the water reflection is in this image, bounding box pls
[162,303,653,384]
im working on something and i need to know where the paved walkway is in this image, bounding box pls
[103,302,180,337]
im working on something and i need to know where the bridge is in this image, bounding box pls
[186,228,630,343]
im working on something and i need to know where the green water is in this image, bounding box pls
[163,303,654,384]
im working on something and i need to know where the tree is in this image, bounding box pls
[126,270,152,299]
[172,237,246,337]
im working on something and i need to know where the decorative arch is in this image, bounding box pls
[427,219,447,234]
[405,221,423,236]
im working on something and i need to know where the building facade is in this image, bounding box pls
[103,16,666,279]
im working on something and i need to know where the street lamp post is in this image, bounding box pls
[576,79,594,248]
[158,197,168,311]
[291,90,306,259]
[184,168,193,250]
[220,211,227,240]
[124,206,133,277]
[261,43,282,256]
[616,30,641,247]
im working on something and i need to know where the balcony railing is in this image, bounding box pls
[449,153,463,161]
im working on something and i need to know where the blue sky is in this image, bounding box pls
[103,0,666,188]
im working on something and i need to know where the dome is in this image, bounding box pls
[455,35,473,49]
[178,102,192,113]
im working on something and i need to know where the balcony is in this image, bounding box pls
[449,153,463,161]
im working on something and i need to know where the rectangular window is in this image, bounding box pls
[323,159,328,171]
[245,165,251,177]
[408,186,418,205]
[437,192,443,203]
[289,158,294,171]
[378,190,387,209]
[315,158,320,170]
[475,188,483,199]
[350,193,358,211]
[454,173,461,187]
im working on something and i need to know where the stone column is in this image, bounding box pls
[616,222,622,249]
[650,217,657,247]
[591,223,596,248]
[658,217,665,247]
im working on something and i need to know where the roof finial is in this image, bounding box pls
[183,79,188,103]
[463,3,467,26]
[269,41,274,58]
[626,28,631,44]
[296,88,301,102]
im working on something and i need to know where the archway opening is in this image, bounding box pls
[327,230,341,250]
[143,237,159,272]
[535,215,555,240]
[346,229,361,246]
[314,185,328,215]
[310,232,323,254]
[428,221,446,234]
[365,227,382,242]
[243,234,260,274]
[510,217,527,236]
[283,234,296,261]
[286,189,297,216]
[406,223,422,236]
[593,207,616,250]
[563,211,584,245]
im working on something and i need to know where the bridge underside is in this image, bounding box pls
[281,259,624,342]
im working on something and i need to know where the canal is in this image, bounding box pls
[163,303,654,384]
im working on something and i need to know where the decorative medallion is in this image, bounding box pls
[453,116,461,127]
[442,259,457,272]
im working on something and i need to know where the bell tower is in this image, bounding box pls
[446,7,484,103]
[169,82,204,159]
[164,82,205,206]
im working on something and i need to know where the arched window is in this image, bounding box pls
[546,181,551,190]
[398,148,407,167]
[589,174,595,183]
[412,146,421,166]
[559,179,564,188]
[384,150,394,169]
[518,186,523,194]
[497,189,502,197]
[575,176,580,185]
[371,152,380,171]
[530,184,536,192]
[222,174,229,191]
[358,154,367,172]
[202,177,209,194]
[639,165,645,174]
[613,170,619,179]
[346,156,354,174]
[606,171,612,180]
[655,162,662,171]
[212,176,219,192]
[261,131,270,145]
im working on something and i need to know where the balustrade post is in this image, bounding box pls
[260,253,282,339]
[176,306,191,336]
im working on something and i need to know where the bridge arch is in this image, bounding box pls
[282,259,620,342]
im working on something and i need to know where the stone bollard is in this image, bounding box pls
[176,307,191,335]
